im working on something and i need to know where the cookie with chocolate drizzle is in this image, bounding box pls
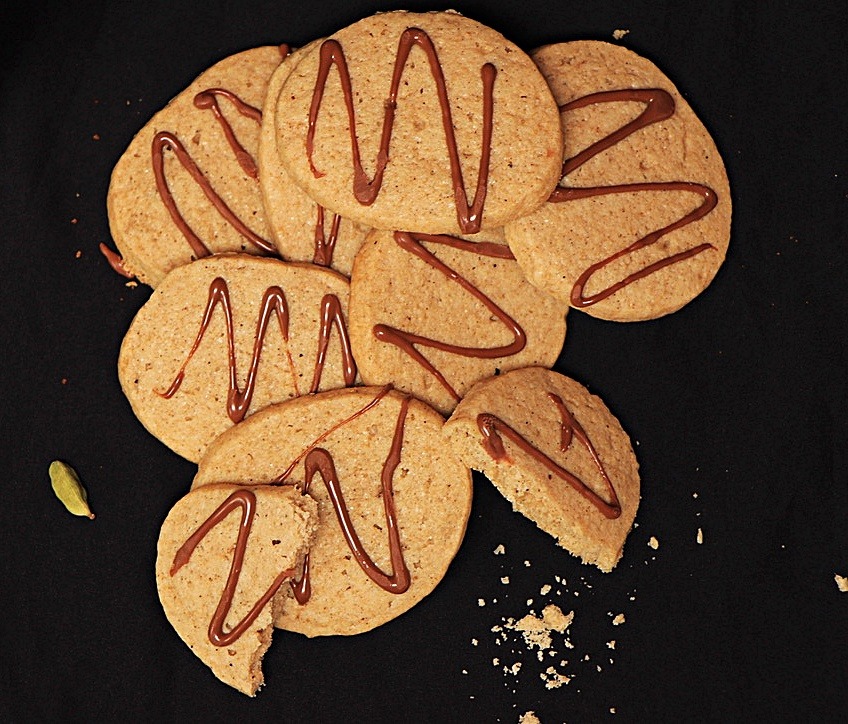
[443,367,640,572]
[258,41,370,276]
[107,46,286,286]
[273,10,562,234]
[118,254,357,462]
[348,228,568,414]
[193,386,473,636]
[504,41,732,321]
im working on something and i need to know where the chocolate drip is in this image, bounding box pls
[306,30,497,233]
[170,488,296,646]
[151,86,275,258]
[284,394,412,600]
[476,392,621,519]
[157,277,300,422]
[312,204,342,267]
[98,243,135,278]
[550,88,718,306]
[310,293,358,393]
[372,231,525,403]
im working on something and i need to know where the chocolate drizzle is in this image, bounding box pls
[312,204,343,267]
[306,29,497,233]
[170,488,296,646]
[477,392,621,519]
[281,391,412,601]
[151,88,275,259]
[550,88,719,307]
[157,277,356,422]
[98,243,134,278]
[372,231,525,404]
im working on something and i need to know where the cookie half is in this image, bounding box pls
[193,386,473,636]
[349,229,568,414]
[107,46,286,286]
[156,483,318,695]
[504,41,732,321]
[274,10,562,234]
[118,254,357,462]
[443,367,639,571]
[258,42,370,276]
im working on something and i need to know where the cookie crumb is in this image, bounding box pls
[494,544,506,555]
[540,584,551,595]
[541,666,571,689]
[92,133,101,141]
[501,576,510,584]
[519,712,541,724]
[612,29,630,40]
[697,528,704,544]
[125,280,138,288]
[648,536,659,550]
[509,604,574,651]
[71,218,79,225]
[612,613,625,626]
[607,640,616,649]
[835,574,848,592]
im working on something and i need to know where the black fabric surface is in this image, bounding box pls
[2,1,845,721]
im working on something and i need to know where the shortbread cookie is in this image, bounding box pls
[504,41,732,321]
[443,367,639,571]
[107,46,286,286]
[258,42,370,276]
[349,229,568,414]
[157,483,318,695]
[274,10,562,234]
[193,386,473,636]
[118,254,357,462]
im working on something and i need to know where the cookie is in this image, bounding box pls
[504,41,732,321]
[193,386,473,636]
[107,46,286,286]
[118,254,357,462]
[258,42,370,276]
[156,483,318,695]
[274,10,562,234]
[348,229,568,414]
[443,367,639,572]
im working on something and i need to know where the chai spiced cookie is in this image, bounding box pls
[118,254,357,462]
[348,229,568,415]
[504,41,732,321]
[258,42,370,276]
[156,483,318,696]
[274,10,562,234]
[443,367,639,572]
[193,386,473,637]
[107,46,287,286]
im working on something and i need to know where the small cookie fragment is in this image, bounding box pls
[505,41,731,321]
[118,254,356,462]
[108,46,286,286]
[275,10,562,234]
[156,483,318,695]
[349,229,568,414]
[194,386,473,636]
[444,367,639,571]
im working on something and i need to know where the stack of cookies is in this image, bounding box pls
[107,10,730,694]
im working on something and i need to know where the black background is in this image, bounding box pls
[2,1,846,721]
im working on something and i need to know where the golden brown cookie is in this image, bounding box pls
[274,10,562,234]
[504,41,732,321]
[156,483,318,695]
[118,254,357,462]
[107,46,287,286]
[443,367,639,572]
[193,386,473,636]
[348,229,568,414]
[258,42,370,276]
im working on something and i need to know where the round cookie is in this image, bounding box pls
[258,42,370,276]
[156,483,318,696]
[118,254,357,462]
[349,229,568,415]
[274,10,562,235]
[504,41,732,321]
[193,386,473,637]
[443,367,639,572]
[107,46,286,286]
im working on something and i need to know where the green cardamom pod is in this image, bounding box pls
[49,460,95,519]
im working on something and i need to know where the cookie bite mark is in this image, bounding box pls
[477,392,621,520]
[286,396,412,602]
[306,30,496,233]
[156,277,301,422]
[170,488,296,646]
[550,88,718,308]
[372,231,526,404]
